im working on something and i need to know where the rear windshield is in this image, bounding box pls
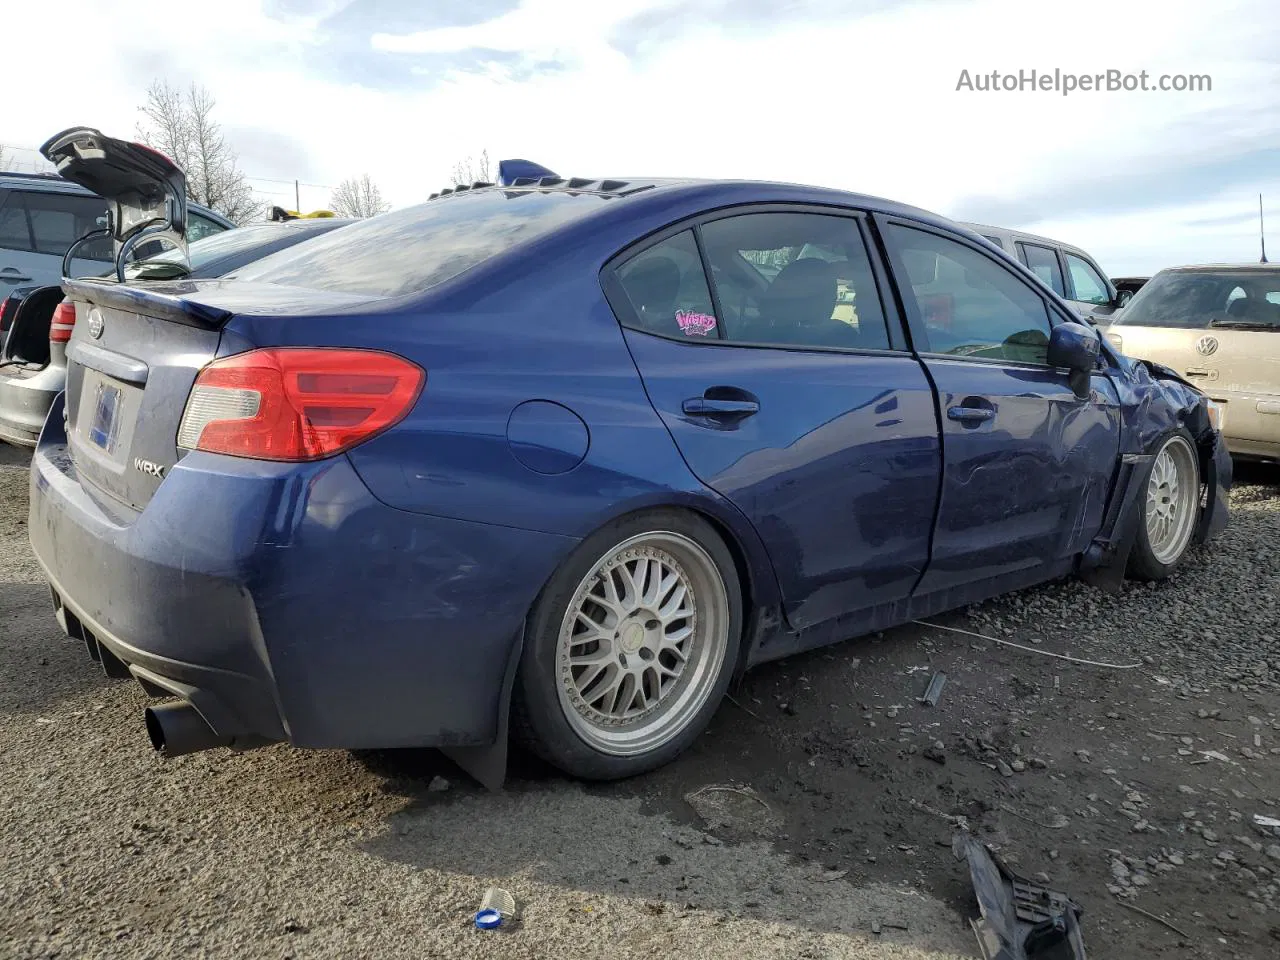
[134,222,336,271]
[1116,269,1280,329]
[230,189,616,298]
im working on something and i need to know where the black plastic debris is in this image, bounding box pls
[953,833,1087,960]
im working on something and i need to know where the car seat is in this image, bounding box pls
[753,258,859,347]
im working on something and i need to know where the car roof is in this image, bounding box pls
[0,170,234,226]
[0,171,89,195]
[1158,263,1280,273]
[427,175,962,237]
[957,219,1096,259]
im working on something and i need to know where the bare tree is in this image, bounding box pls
[0,143,8,171]
[449,149,493,187]
[330,174,390,218]
[137,81,262,225]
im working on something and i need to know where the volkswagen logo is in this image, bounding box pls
[1196,335,1218,356]
[86,311,105,340]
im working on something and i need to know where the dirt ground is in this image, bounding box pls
[2,443,1279,959]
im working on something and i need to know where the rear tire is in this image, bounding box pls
[1128,428,1201,581]
[512,510,742,780]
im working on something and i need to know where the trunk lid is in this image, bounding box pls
[40,126,189,277]
[60,278,379,511]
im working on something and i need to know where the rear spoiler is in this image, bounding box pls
[63,278,231,329]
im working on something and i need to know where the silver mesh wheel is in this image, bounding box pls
[555,531,730,756]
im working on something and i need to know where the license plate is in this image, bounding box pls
[89,383,121,452]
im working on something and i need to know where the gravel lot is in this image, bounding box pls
[2,444,1278,959]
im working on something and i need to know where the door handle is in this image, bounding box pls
[947,405,995,423]
[0,267,33,282]
[683,397,760,417]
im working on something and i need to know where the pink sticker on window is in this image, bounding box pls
[675,310,717,336]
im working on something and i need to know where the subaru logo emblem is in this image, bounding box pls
[86,311,104,340]
[1196,335,1218,356]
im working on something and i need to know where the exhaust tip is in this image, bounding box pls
[144,706,165,752]
[144,701,229,757]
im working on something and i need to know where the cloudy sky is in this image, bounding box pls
[4,0,1279,275]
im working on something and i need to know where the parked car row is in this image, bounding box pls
[1,170,234,295]
[0,217,354,446]
[21,126,1230,787]
[958,223,1277,463]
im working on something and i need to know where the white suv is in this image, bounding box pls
[959,220,1127,327]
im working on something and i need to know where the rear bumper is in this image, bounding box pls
[28,397,578,750]
[46,574,283,746]
[1226,437,1280,461]
[0,362,63,447]
[1212,390,1280,459]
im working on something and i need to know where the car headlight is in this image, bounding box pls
[1205,399,1223,432]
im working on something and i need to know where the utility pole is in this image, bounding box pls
[1260,193,1268,264]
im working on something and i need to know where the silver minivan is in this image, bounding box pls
[959,221,1129,326]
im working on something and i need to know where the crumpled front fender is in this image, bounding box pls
[1081,354,1232,588]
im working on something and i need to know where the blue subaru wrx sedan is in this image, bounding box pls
[29,152,1230,783]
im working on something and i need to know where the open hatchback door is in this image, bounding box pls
[39,126,189,279]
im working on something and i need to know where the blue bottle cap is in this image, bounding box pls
[475,909,503,929]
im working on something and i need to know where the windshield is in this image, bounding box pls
[231,188,617,298]
[1114,269,1280,330]
[134,222,320,271]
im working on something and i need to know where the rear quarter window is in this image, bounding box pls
[232,189,616,298]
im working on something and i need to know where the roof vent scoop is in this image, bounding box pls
[497,159,559,186]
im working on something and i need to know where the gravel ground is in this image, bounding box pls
[1,449,1279,959]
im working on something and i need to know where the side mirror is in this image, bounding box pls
[1048,321,1102,398]
[1114,290,1133,308]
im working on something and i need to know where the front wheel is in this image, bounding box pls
[513,511,742,780]
[1128,429,1201,580]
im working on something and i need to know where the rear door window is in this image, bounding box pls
[1016,242,1066,296]
[699,212,892,351]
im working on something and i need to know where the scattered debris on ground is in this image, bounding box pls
[2,457,1279,959]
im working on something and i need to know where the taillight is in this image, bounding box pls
[49,301,76,343]
[177,348,424,461]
